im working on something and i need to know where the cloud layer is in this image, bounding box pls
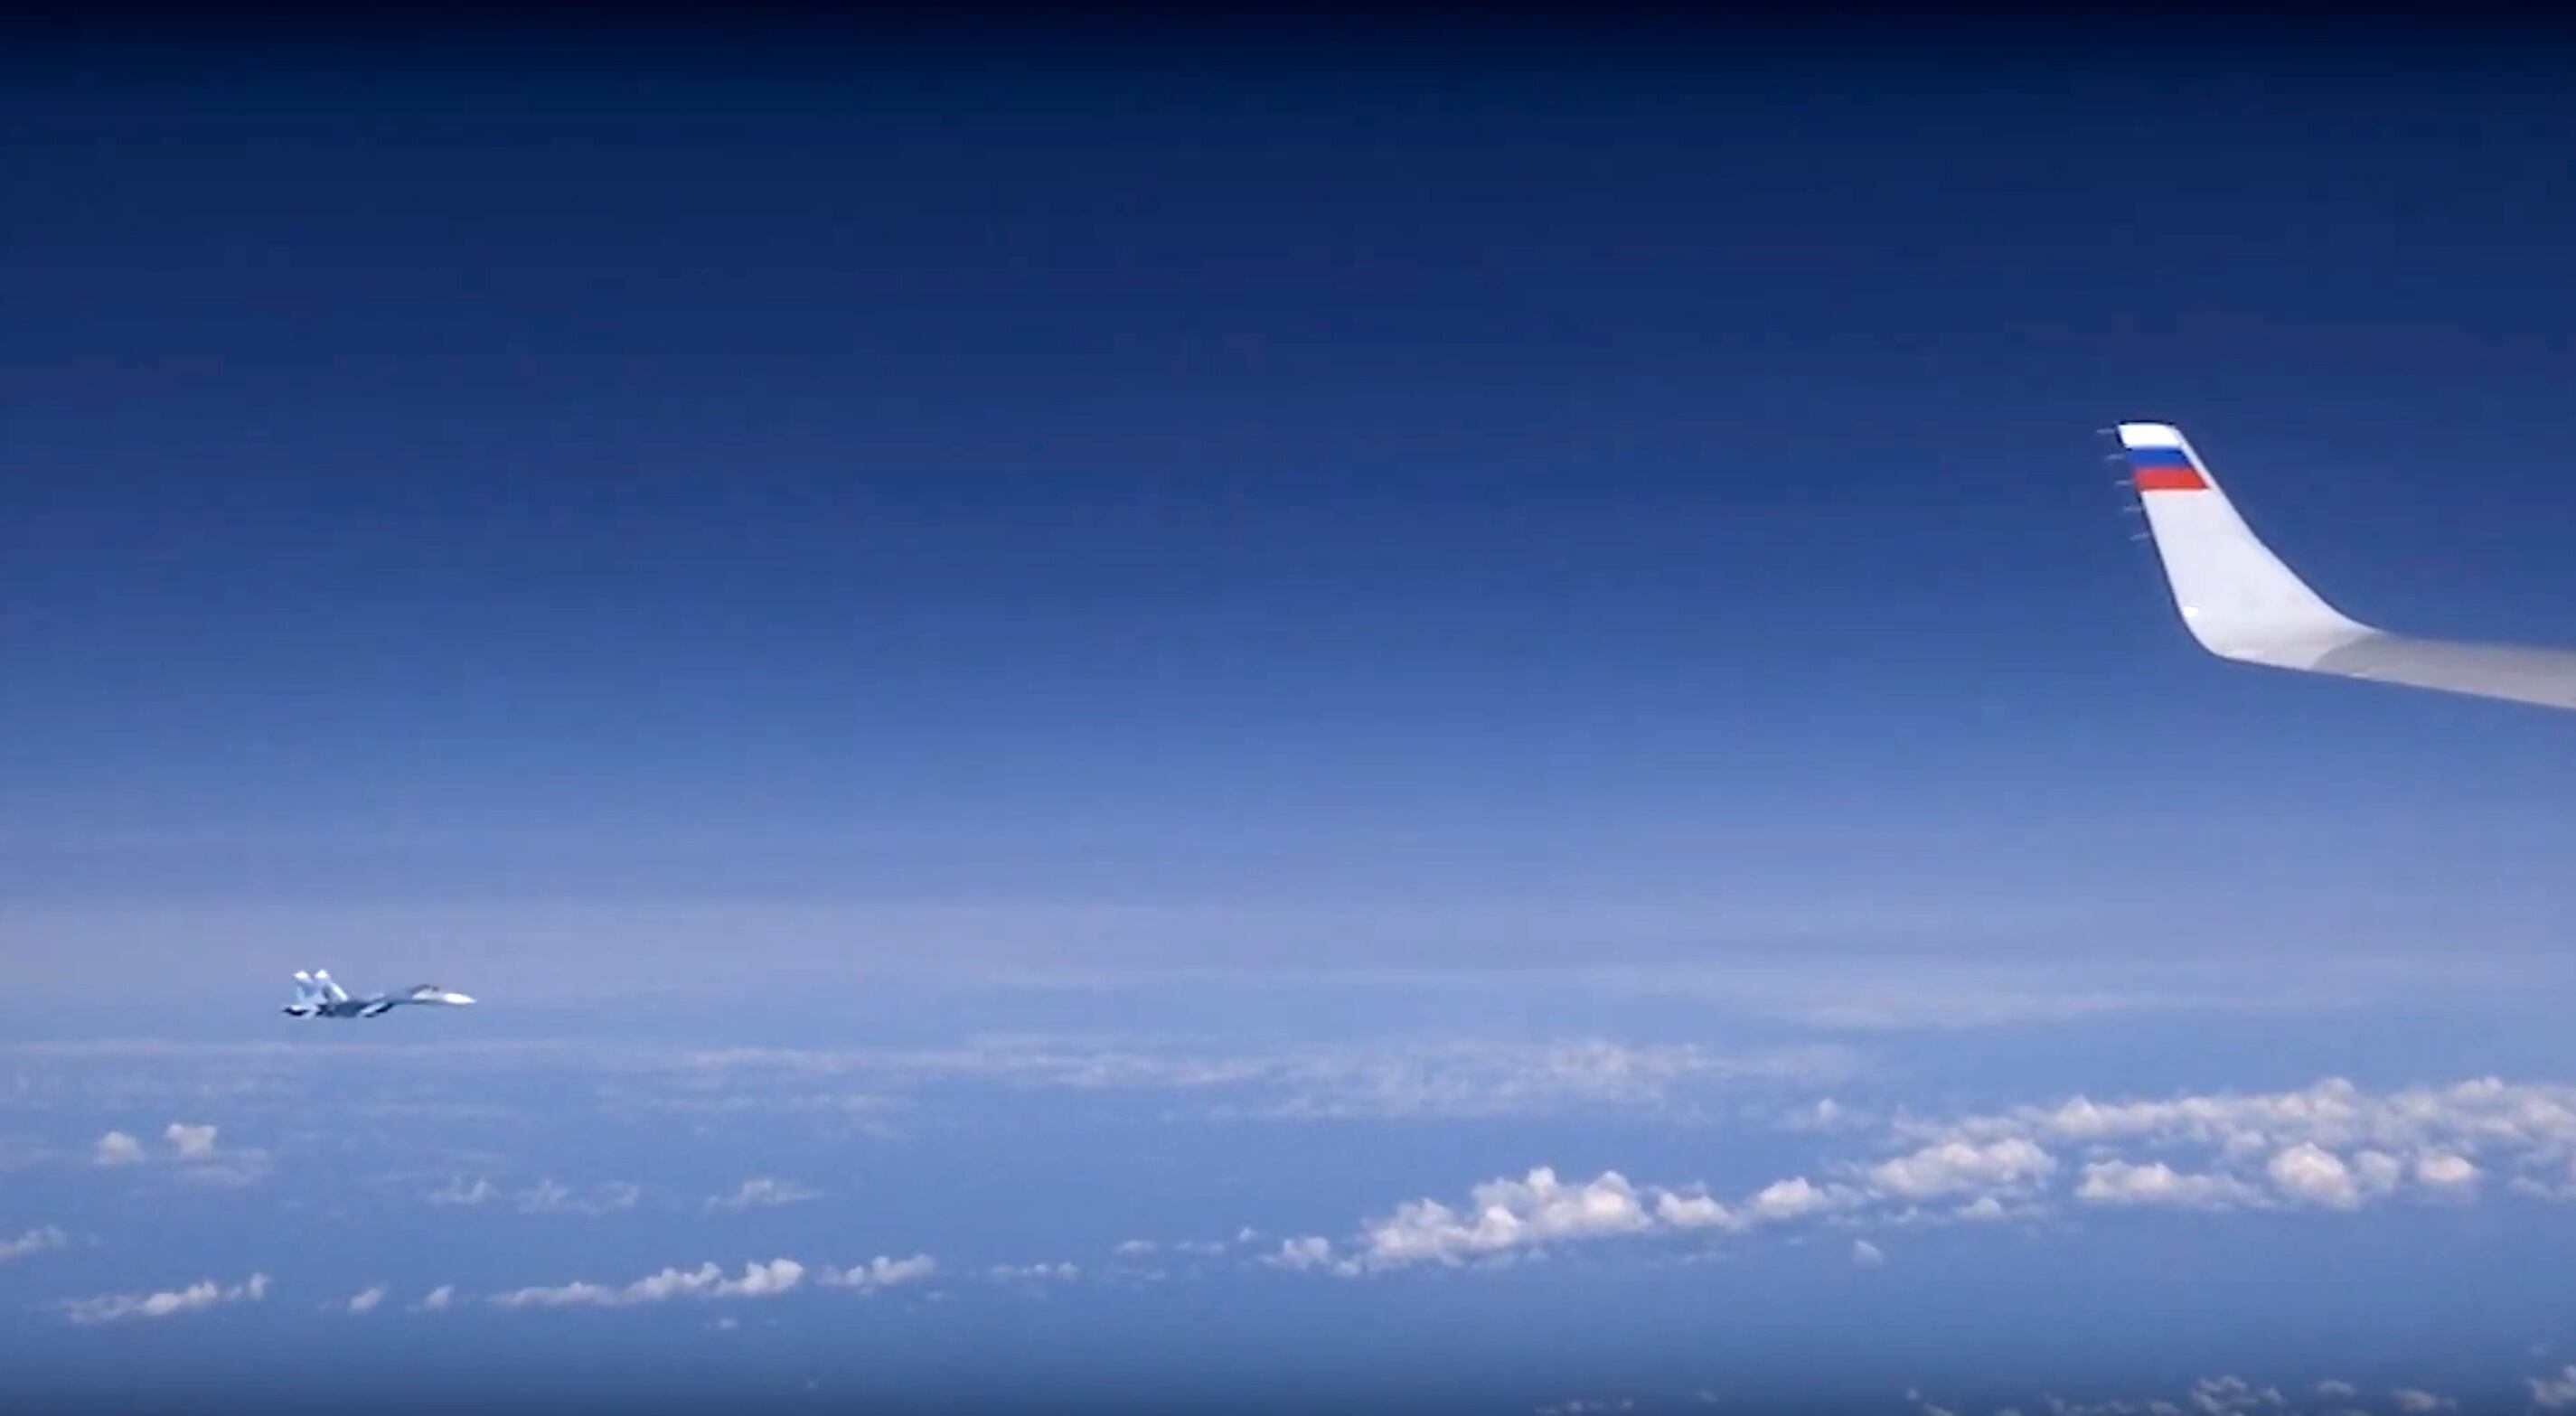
[60,1273,269,1325]
[1274,1076,2576,1274]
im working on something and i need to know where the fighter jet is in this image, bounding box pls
[281,970,476,1019]
[2118,420,2576,712]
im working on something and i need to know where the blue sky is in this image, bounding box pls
[6,15,2576,1416]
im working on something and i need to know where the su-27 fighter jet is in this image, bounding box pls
[282,971,475,1019]
[2119,421,2576,713]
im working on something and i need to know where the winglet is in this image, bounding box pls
[2117,421,2372,667]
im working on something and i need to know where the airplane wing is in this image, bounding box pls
[2120,421,2576,713]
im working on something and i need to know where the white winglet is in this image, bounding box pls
[2118,422,2368,668]
[2119,420,2576,712]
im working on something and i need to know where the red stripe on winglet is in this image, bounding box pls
[2133,467,2206,492]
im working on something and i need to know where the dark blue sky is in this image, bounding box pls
[12,25,2576,994]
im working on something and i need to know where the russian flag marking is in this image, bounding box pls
[2126,445,2205,492]
[2133,467,2208,492]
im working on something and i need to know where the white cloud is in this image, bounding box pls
[1535,1401,1634,1415]
[2314,1380,2358,1400]
[1654,1191,1741,1232]
[428,1177,498,1206]
[61,1272,268,1325]
[1267,1236,1339,1273]
[2388,1390,2456,1413]
[2184,1375,2285,1414]
[2074,1161,2265,1211]
[1950,1076,2576,1184]
[1747,1177,1850,1223]
[2413,1151,2478,1193]
[2265,1144,2361,1209]
[1866,1136,2056,1199]
[1325,1165,1856,1274]
[819,1254,936,1291]
[85,1122,268,1185]
[1784,1097,1874,1131]
[1352,1167,1653,1271]
[1,1225,68,1261]
[1268,1076,2576,1283]
[1929,1077,2576,1214]
[343,1285,388,1315]
[490,1259,804,1309]
[515,1179,641,1215]
[663,1035,1858,1125]
[1850,1239,1885,1267]
[1116,1236,1235,1257]
[705,1177,820,1212]
[2510,1159,2576,1202]
[988,1262,1079,1283]
[413,1285,456,1313]
[2532,1365,2576,1411]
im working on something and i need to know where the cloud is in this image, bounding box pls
[413,1285,456,1313]
[2412,1151,2478,1194]
[2183,1375,2286,1414]
[1313,1166,1806,1275]
[2387,1390,2456,1413]
[427,1177,498,1206]
[672,1036,1859,1124]
[61,1272,268,1325]
[2314,1381,2358,1400]
[1,1225,68,1261]
[1866,1137,2056,1199]
[2075,1161,2265,1211]
[1267,1236,1338,1272]
[1115,1237,1236,1257]
[2532,1366,2576,1411]
[1351,1167,1657,1271]
[1784,1097,1875,1131]
[1923,1077,2576,1214]
[988,1262,1079,1283]
[514,1179,641,1216]
[2510,1160,2576,1203]
[0,1033,1859,1136]
[2265,1144,2363,1209]
[490,1259,805,1309]
[705,1177,820,1212]
[87,1122,268,1185]
[1850,1238,1885,1267]
[1746,1177,1849,1223]
[818,1254,936,1291]
[1270,1076,2576,1280]
[343,1285,389,1315]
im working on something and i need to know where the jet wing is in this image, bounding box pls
[2119,421,2576,713]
